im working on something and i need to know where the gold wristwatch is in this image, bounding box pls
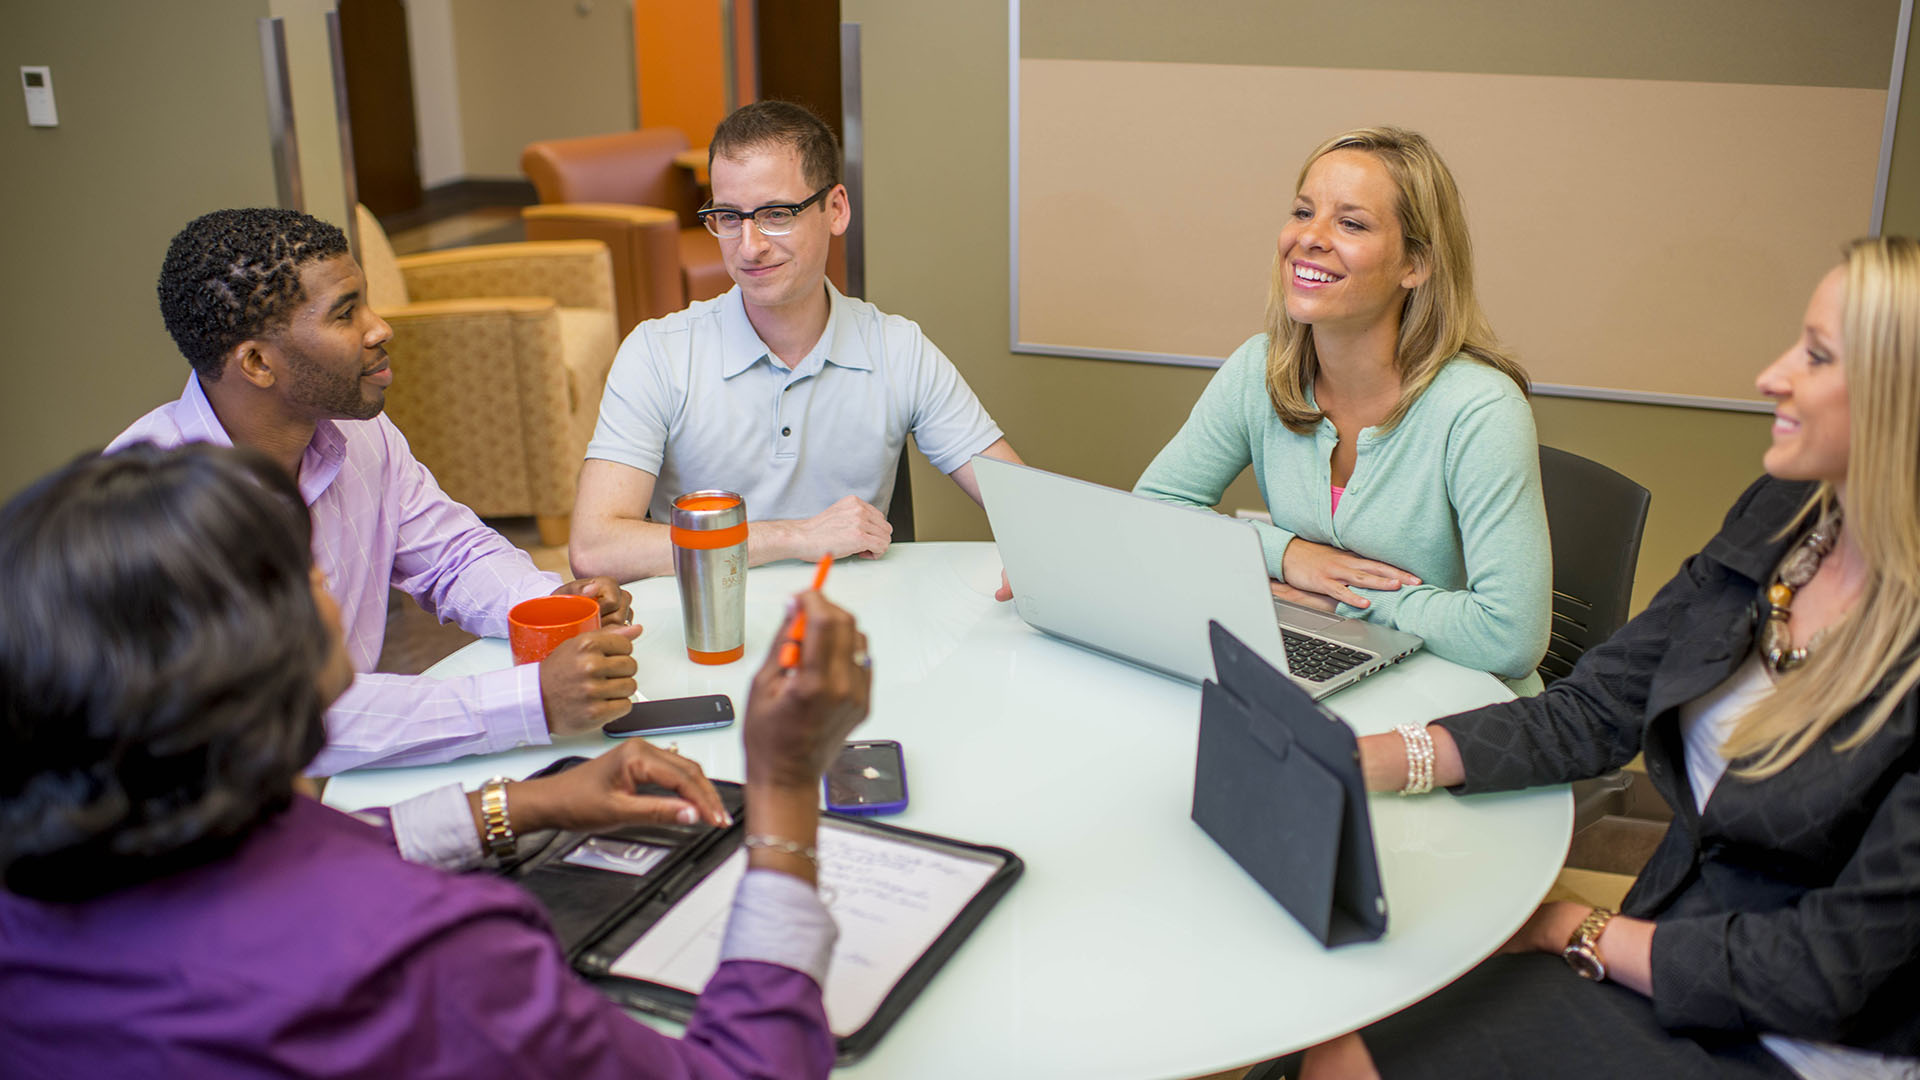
[1562,906,1616,981]
[479,777,516,859]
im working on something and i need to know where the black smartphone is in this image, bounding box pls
[824,739,909,815]
[601,694,735,738]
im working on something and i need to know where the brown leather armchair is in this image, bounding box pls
[354,205,617,547]
[521,127,848,338]
[520,129,727,338]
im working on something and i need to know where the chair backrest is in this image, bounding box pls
[887,448,915,543]
[353,203,410,309]
[1538,445,1651,683]
[521,128,698,223]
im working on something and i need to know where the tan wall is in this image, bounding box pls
[270,0,349,230]
[451,0,636,177]
[407,0,465,188]
[846,0,1913,617]
[1888,12,1920,237]
[1,0,282,500]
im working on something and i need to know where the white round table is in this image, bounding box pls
[324,542,1571,1079]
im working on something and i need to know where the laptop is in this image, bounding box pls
[972,457,1422,698]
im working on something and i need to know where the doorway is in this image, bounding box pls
[337,0,422,217]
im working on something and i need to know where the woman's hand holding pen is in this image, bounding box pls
[741,589,872,883]
[750,591,872,791]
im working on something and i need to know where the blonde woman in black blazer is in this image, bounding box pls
[1286,236,1920,1079]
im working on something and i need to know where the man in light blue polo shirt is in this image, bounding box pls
[571,101,1021,583]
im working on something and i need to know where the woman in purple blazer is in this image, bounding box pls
[0,442,871,1079]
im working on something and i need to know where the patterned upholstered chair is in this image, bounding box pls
[354,204,617,547]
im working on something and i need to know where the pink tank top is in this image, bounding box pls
[1331,484,1346,514]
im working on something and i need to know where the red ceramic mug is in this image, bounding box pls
[508,594,601,665]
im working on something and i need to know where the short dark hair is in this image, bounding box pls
[157,208,349,380]
[0,444,332,902]
[709,100,842,191]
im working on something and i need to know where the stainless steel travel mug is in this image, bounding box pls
[670,490,748,664]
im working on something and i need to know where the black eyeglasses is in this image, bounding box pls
[696,185,834,238]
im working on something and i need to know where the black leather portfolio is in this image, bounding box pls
[503,758,1022,1063]
[1192,621,1388,946]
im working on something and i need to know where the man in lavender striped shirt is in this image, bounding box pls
[110,208,635,776]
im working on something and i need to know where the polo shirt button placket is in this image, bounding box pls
[774,384,798,460]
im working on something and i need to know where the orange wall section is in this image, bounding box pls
[635,0,755,145]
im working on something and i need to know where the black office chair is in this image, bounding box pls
[885,446,915,543]
[1538,445,1651,831]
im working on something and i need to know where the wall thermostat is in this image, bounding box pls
[22,66,58,128]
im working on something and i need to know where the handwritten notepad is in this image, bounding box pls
[610,820,1004,1034]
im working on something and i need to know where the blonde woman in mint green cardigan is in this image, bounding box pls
[1136,127,1549,693]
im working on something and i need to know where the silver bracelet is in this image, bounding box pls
[1395,723,1435,796]
[744,833,819,864]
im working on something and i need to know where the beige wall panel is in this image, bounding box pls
[452,0,636,178]
[1022,0,1901,90]
[1018,58,1884,404]
[1,0,280,501]
[1887,23,1920,237]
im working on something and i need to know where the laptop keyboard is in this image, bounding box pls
[1279,628,1374,683]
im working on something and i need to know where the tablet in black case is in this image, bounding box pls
[1193,621,1388,947]
[505,761,1022,1064]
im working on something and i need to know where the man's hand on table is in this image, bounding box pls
[540,625,643,735]
[792,495,893,560]
[554,576,633,625]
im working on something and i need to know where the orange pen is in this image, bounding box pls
[778,554,835,668]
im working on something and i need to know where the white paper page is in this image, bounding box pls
[609,822,1003,1035]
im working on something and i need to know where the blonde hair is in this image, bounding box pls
[1725,235,1920,778]
[1262,126,1528,434]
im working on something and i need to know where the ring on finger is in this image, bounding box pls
[852,649,873,670]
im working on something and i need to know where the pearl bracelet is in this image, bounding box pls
[1395,723,1435,796]
[744,833,819,864]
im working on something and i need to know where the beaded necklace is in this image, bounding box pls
[1760,510,1841,673]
